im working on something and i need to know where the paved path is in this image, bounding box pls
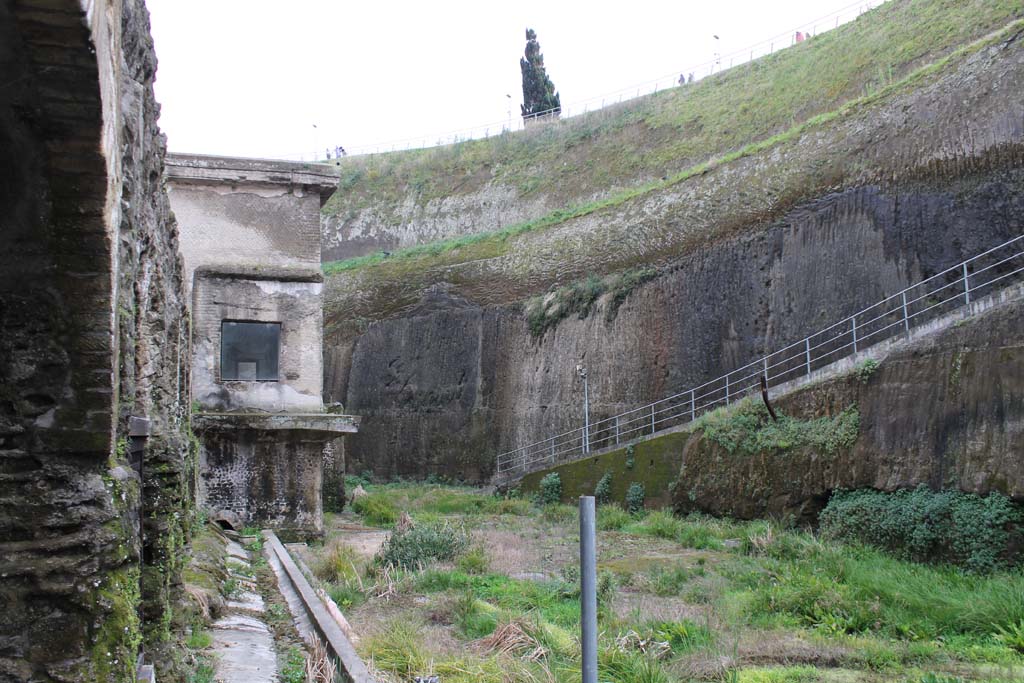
[210,539,277,683]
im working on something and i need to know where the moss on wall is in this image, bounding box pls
[519,429,693,509]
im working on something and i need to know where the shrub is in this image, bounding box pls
[820,486,1021,573]
[351,492,399,527]
[595,472,613,504]
[456,546,489,575]
[624,445,635,470]
[626,482,645,514]
[855,358,880,383]
[376,521,469,570]
[538,472,562,505]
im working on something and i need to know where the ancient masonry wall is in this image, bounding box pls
[0,2,194,681]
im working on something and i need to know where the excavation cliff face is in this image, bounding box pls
[672,290,1024,521]
[326,23,1024,483]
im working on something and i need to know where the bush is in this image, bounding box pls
[351,492,399,527]
[598,504,630,531]
[626,482,645,514]
[595,472,613,505]
[377,521,469,569]
[538,472,562,505]
[820,486,1021,573]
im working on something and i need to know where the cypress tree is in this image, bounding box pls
[520,28,561,119]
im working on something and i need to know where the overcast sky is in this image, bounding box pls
[147,0,878,160]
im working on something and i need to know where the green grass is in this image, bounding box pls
[351,491,400,526]
[321,0,1023,277]
[740,542,1024,640]
[314,482,1024,683]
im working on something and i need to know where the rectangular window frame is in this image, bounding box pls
[219,320,282,382]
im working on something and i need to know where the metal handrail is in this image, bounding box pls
[496,234,1024,475]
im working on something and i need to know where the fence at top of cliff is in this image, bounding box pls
[272,0,879,161]
[494,234,1024,477]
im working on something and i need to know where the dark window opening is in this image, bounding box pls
[221,321,280,381]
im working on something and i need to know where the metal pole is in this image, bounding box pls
[901,291,910,333]
[583,374,590,455]
[579,496,598,683]
[763,356,769,383]
[725,374,730,405]
[651,404,656,434]
[614,416,620,445]
[690,388,696,421]
[805,338,812,377]
[851,316,858,353]
[962,263,971,305]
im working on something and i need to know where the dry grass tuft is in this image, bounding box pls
[304,634,338,683]
[479,620,547,662]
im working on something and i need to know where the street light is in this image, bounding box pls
[576,364,590,455]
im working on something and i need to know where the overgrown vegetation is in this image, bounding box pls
[595,472,613,505]
[305,482,1024,683]
[523,268,659,336]
[376,521,469,570]
[820,487,1022,573]
[697,399,859,457]
[351,491,400,526]
[626,482,646,514]
[538,472,563,505]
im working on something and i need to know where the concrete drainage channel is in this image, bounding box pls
[262,530,376,683]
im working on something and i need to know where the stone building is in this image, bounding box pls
[0,1,195,680]
[166,154,358,539]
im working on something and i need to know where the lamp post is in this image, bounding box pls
[577,364,590,455]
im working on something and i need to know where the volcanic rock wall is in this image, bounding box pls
[0,2,193,681]
[328,25,1024,482]
[672,290,1024,520]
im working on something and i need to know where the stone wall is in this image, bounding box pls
[0,1,194,681]
[191,267,325,412]
[168,154,335,296]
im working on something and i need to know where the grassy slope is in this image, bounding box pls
[323,0,1022,275]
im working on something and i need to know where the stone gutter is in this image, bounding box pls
[262,530,375,683]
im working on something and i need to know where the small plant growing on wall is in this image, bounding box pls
[595,473,613,504]
[625,445,635,470]
[626,482,646,514]
[539,472,563,505]
[855,358,880,384]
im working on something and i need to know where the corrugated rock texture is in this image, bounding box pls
[673,293,1024,521]
[0,1,193,681]
[328,24,1024,482]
